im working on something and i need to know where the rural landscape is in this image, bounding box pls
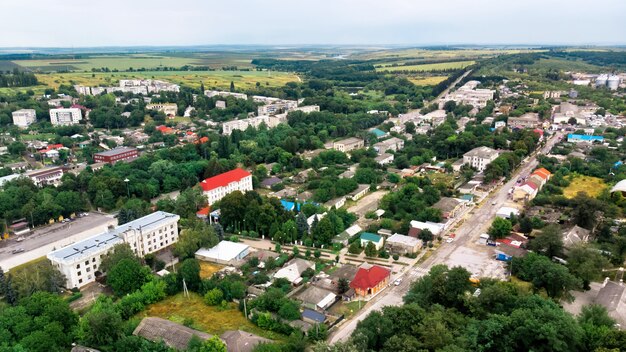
[1,1,626,352]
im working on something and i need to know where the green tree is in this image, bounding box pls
[364,241,378,257]
[107,258,151,296]
[179,258,201,291]
[100,243,138,273]
[79,296,123,347]
[567,246,609,289]
[488,217,512,239]
[204,288,224,306]
[418,228,434,244]
[528,224,564,258]
[338,278,350,294]
[200,336,228,352]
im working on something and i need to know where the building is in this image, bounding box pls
[47,211,180,288]
[75,80,179,96]
[146,103,178,117]
[333,224,362,246]
[431,197,464,219]
[567,134,604,143]
[369,128,388,139]
[508,113,541,129]
[463,146,499,172]
[215,100,226,109]
[294,285,337,311]
[440,81,495,109]
[529,168,552,188]
[274,258,315,284]
[513,180,539,202]
[93,147,138,165]
[24,167,64,187]
[562,225,590,249]
[301,309,326,324]
[348,184,369,201]
[49,108,82,126]
[221,114,287,135]
[409,220,445,236]
[373,137,404,154]
[496,206,520,219]
[292,105,320,113]
[199,168,253,205]
[332,138,364,153]
[349,263,391,297]
[205,90,248,100]
[133,317,212,351]
[195,241,250,265]
[385,234,421,254]
[360,232,384,250]
[12,109,36,128]
[220,330,270,352]
[375,153,394,165]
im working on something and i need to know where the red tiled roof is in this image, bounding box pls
[523,180,539,190]
[39,144,64,153]
[196,206,210,216]
[350,265,390,291]
[156,125,174,134]
[532,168,552,179]
[533,128,544,136]
[199,168,251,192]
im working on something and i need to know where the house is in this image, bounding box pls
[220,330,270,352]
[373,137,404,154]
[369,128,388,139]
[200,168,253,205]
[294,285,337,311]
[47,211,180,289]
[12,109,36,128]
[333,224,362,246]
[508,113,541,129]
[324,197,346,209]
[594,280,626,327]
[260,176,282,188]
[360,232,384,250]
[133,317,212,350]
[301,309,326,324]
[513,180,539,201]
[375,153,394,165]
[49,108,82,126]
[567,134,604,143]
[350,263,391,297]
[146,103,178,117]
[349,184,369,201]
[496,207,520,219]
[195,241,250,265]
[409,220,445,236]
[562,225,590,249]
[155,125,175,134]
[529,168,551,188]
[274,258,315,284]
[93,147,138,165]
[307,213,326,231]
[316,264,359,293]
[610,179,626,196]
[431,197,464,219]
[332,137,364,153]
[0,174,21,188]
[463,146,499,172]
[385,234,421,254]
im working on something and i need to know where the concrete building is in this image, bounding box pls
[463,146,499,172]
[373,137,404,154]
[349,184,369,201]
[332,137,364,153]
[47,211,180,289]
[205,90,248,100]
[49,108,82,126]
[199,168,253,205]
[440,81,495,109]
[195,241,250,265]
[257,100,298,116]
[385,234,421,254]
[508,112,541,129]
[24,167,64,187]
[12,109,37,128]
[93,147,138,165]
[375,153,394,165]
[221,114,287,135]
[146,103,178,117]
[274,258,315,284]
[432,197,464,219]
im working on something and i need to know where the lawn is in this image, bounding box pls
[199,261,223,279]
[375,60,475,72]
[408,76,449,86]
[563,175,607,199]
[139,292,282,340]
[328,300,365,319]
[20,133,56,141]
[34,70,299,91]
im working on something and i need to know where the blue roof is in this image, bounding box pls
[280,200,301,212]
[302,309,325,323]
[370,128,386,138]
[614,161,623,168]
[360,232,382,242]
[568,134,604,142]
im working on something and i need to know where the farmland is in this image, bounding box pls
[375,60,475,72]
[407,75,449,86]
[563,175,607,199]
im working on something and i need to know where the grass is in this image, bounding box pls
[329,300,365,319]
[20,133,56,141]
[375,60,475,72]
[139,292,282,340]
[34,70,298,91]
[199,261,223,279]
[354,48,542,61]
[408,76,449,86]
[563,175,607,199]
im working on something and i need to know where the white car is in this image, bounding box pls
[394,279,402,286]
[446,238,453,243]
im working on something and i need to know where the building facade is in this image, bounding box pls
[200,168,253,205]
[94,147,139,165]
[146,103,178,117]
[462,146,499,172]
[47,211,180,289]
[49,108,82,126]
[12,109,37,128]
[24,167,64,187]
[333,137,364,153]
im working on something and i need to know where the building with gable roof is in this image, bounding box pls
[199,168,253,205]
[350,263,390,297]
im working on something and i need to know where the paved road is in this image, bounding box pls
[329,132,562,343]
[0,212,116,270]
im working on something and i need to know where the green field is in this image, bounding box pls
[408,76,449,86]
[376,60,475,72]
[355,48,542,61]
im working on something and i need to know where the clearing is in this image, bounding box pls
[199,261,223,279]
[408,76,449,86]
[563,175,606,199]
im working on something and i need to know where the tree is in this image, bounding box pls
[296,212,309,239]
[364,242,378,257]
[338,278,350,294]
[174,222,218,259]
[107,258,151,296]
[348,241,361,254]
[8,259,66,299]
[512,252,581,300]
[519,216,533,234]
[488,217,512,239]
[567,246,609,289]
[418,229,434,244]
[200,336,228,352]
[528,224,564,258]
[179,258,201,291]
[79,296,123,347]
[229,81,235,92]
[204,288,224,306]
[277,300,301,321]
[100,243,138,273]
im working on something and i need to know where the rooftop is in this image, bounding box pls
[94,146,137,157]
[195,241,250,262]
[220,330,270,352]
[133,317,212,350]
[360,232,382,242]
[464,146,499,158]
[387,233,420,246]
[350,264,390,291]
[200,168,251,192]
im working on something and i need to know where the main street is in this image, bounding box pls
[329,131,562,343]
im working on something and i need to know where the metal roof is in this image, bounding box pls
[94,146,137,157]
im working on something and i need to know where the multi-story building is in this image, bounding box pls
[440,81,495,109]
[93,147,139,165]
[146,103,178,117]
[507,112,541,129]
[199,168,253,205]
[257,100,298,116]
[49,108,82,126]
[221,114,287,135]
[74,80,180,96]
[24,167,64,187]
[12,109,37,128]
[463,146,499,172]
[204,90,248,100]
[332,137,364,153]
[373,137,404,154]
[47,211,180,289]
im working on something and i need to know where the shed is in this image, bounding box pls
[133,317,212,350]
[302,309,326,324]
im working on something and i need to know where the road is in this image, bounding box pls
[329,132,562,343]
[0,212,116,270]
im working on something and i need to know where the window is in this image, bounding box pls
[78,279,83,284]
[92,258,96,262]
[86,267,91,273]
[76,264,80,269]
[93,265,96,270]
[77,271,82,276]
[85,261,89,265]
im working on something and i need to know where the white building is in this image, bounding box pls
[24,167,64,187]
[47,211,180,289]
[440,81,495,109]
[373,137,404,154]
[463,146,500,172]
[332,137,364,153]
[221,115,287,135]
[199,168,253,205]
[146,103,178,117]
[375,153,394,165]
[49,108,82,126]
[204,90,248,100]
[12,109,37,128]
[195,241,250,265]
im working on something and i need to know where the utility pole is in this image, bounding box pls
[243,298,248,319]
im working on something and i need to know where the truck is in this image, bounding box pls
[495,253,512,261]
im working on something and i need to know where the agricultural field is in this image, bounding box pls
[34,70,299,91]
[140,292,280,339]
[407,76,449,86]
[354,48,542,61]
[563,175,607,199]
[375,60,475,72]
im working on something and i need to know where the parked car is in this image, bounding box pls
[394,279,402,286]
[12,248,24,254]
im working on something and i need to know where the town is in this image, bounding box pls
[1,2,626,352]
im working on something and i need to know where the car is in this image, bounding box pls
[394,279,402,286]
[446,238,453,243]
[449,233,456,238]
[11,248,24,254]
[491,201,497,206]
[16,237,24,242]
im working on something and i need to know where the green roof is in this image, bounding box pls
[360,232,382,242]
[370,128,386,138]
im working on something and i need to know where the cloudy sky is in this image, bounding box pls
[1,0,625,47]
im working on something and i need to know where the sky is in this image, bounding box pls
[1,0,625,47]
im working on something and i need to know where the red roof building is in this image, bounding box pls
[350,264,391,297]
[199,168,253,205]
[156,125,175,134]
[38,144,64,153]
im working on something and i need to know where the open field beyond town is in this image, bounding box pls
[375,60,475,72]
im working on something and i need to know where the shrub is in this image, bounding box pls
[392,254,400,261]
[204,288,224,306]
